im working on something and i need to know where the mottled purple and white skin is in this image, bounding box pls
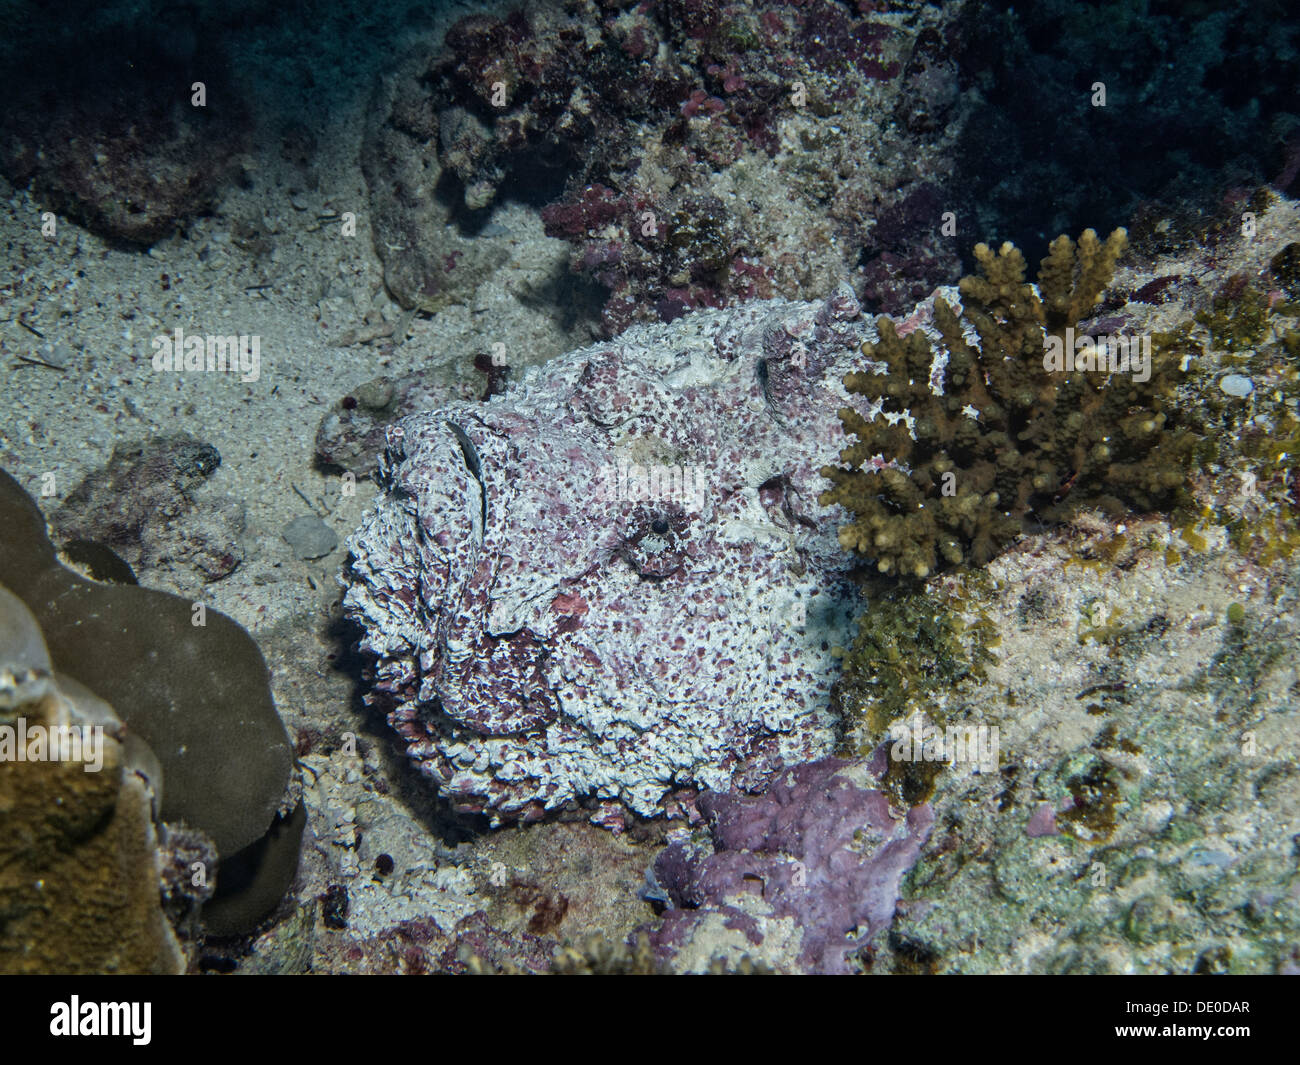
[344,283,961,824]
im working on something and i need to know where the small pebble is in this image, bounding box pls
[37,342,72,368]
[1219,374,1254,398]
[282,515,338,560]
[354,376,395,410]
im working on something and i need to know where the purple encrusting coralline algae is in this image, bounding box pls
[646,757,934,974]
[343,282,968,825]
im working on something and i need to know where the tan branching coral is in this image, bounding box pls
[821,229,1196,577]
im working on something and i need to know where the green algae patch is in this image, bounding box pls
[1057,758,1125,842]
[832,572,1001,788]
[1224,409,1300,566]
[1196,277,1270,355]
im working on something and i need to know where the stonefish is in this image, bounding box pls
[344,284,942,825]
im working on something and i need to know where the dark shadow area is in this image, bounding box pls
[950,0,1300,266]
[325,608,490,848]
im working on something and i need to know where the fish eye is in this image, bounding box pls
[651,517,669,535]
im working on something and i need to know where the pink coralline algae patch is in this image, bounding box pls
[343,284,963,824]
[646,758,934,973]
[1025,803,1060,838]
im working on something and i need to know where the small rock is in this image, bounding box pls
[354,377,395,411]
[39,342,74,368]
[281,515,337,560]
[1219,374,1254,397]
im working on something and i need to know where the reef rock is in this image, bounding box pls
[0,13,248,246]
[345,282,960,822]
[362,0,966,331]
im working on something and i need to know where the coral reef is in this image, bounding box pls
[821,229,1197,579]
[0,469,301,934]
[0,585,184,974]
[814,194,1300,975]
[646,758,933,974]
[870,522,1300,974]
[339,221,1253,825]
[363,0,967,332]
[6,0,1299,985]
[331,196,1298,980]
[362,0,1300,333]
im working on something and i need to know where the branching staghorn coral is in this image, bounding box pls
[821,229,1197,577]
